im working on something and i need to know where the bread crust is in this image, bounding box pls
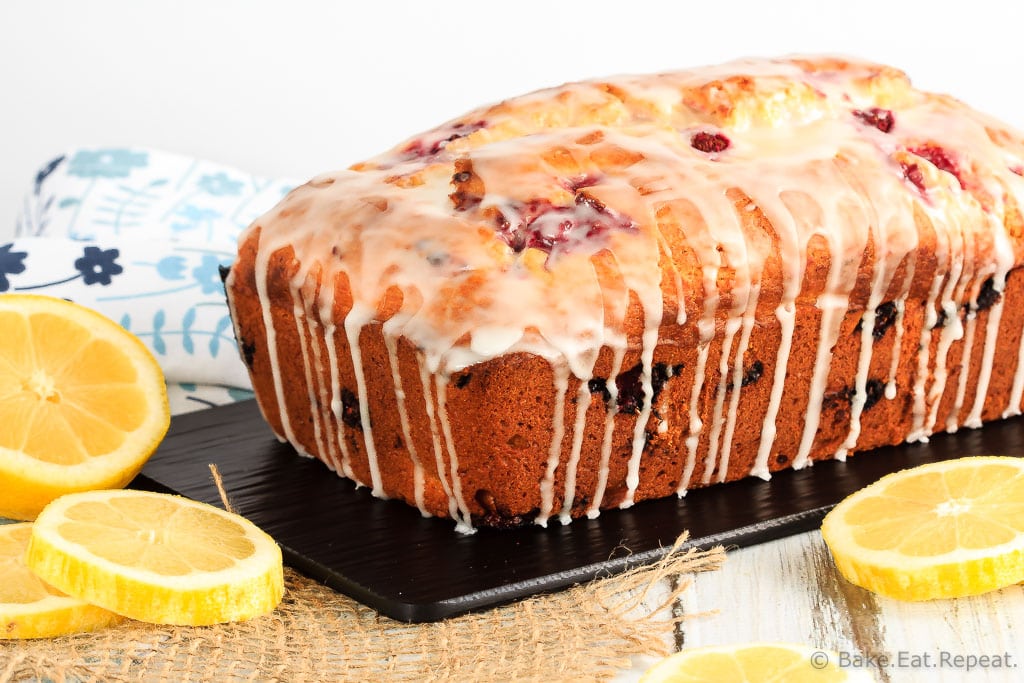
[226,56,1024,529]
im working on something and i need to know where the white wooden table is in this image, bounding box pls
[621,530,1024,682]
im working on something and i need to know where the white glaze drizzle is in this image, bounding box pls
[434,375,475,533]
[587,345,625,518]
[672,185,743,490]
[841,298,879,461]
[417,353,460,521]
[231,56,1024,530]
[252,246,298,447]
[701,184,759,484]
[322,299,356,480]
[652,227,688,326]
[382,324,430,516]
[293,275,333,468]
[838,177,917,455]
[303,310,345,472]
[906,249,948,443]
[1004,313,1024,418]
[947,308,978,433]
[344,303,383,496]
[750,190,802,480]
[946,290,978,432]
[703,314,742,483]
[945,203,982,433]
[966,233,1012,429]
[716,282,761,483]
[225,265,284,441]
[966,291,1005,428]
[559,381,594,524]
[622,324,658,508]
[537,362,571,526]
[925,208,971,436]
[678,334,711,493]
[884,268,916,401]
[793,227,850,471]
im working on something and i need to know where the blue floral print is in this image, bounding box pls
[0,243,28,291]
[11,244,124,292]
[67,149,148,179]
[120,307,235,359]
[197,172,244,197]
[193,253,227,294]
[24,147,294,247]
[129,248,233,299]
[13,146,300,415]
[171,205,222,237]
[74,246,123,285]
[156,255,187,280]
[227,387,255,402]
[34,155,65,195]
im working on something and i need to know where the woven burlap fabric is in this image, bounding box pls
[0,534,723,682]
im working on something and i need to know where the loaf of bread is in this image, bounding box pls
[225,56,1024,531]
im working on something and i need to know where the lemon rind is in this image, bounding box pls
[27,490,284,626]
[0,522,124,639]
[639,642,873,682]
[822,456,1024,600]
[0,294,170,520]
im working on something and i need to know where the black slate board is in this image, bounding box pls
[134,399,1024,622]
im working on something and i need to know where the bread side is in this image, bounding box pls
[226,56,1024,530]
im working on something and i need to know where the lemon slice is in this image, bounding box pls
[0,522,122,638]
[26,490,284,626]
[640,642,870,682]
[0,294,170,520]
[821,456,1024,601]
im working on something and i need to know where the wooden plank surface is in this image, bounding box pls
[620,530,1024,682]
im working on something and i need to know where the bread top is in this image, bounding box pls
[241,56,1024,377]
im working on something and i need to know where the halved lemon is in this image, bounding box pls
[640,642,870,682]
[0,522,122,638]
[821,456,1024,601]
[26,490,284,626]
[0,294,170,520]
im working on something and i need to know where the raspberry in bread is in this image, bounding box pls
[225,56,1024,532]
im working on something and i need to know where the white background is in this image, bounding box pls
[2,0,1023,240]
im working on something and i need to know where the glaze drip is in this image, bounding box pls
[228,56,1024,530]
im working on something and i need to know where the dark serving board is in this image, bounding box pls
[134,399,1024,622]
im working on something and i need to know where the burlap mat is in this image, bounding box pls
[1,533,723,682]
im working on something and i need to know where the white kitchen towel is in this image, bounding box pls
[8,147,300,413]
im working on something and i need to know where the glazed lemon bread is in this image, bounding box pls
[225,56,1024,531]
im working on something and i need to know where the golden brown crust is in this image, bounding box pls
[227,56,1024,528]
[230,255,1024,523]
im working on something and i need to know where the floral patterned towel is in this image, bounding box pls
[7,148,300,414]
